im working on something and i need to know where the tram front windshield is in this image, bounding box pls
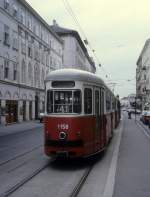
[47,90,81,114]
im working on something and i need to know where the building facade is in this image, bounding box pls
[50,20,96,73]
[0,0,63,125]
[136,39,150,109]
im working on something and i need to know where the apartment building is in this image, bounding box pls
[0,0,63,125]
[50,20,96,73]
[136,39,150,109]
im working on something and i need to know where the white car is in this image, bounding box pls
[140,110,150,124]
[39,112,44,123]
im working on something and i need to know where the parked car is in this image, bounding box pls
[39,112,44,123]
[140,111,150,125]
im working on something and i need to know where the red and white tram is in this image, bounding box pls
[44,69,120,158]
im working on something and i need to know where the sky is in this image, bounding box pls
[26,0,150,98]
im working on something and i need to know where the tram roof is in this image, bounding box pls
[45,69,105,86]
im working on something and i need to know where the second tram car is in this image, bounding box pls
[44,69,120,158]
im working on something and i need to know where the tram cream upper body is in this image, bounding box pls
[45,69,105,86]
[45,69,117,116]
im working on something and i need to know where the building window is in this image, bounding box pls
[84,88,92,114]
[41,69,45,87]
[20,9,25,24]
[21,37,26,54]
[28,62,33,85]
[13,62,17,81]
[41,51,45,65]
[46,53,49,66]
[22,60,26,84]
[4,58,9,79]
[28,45,32,58]
[34,64,40,87]
[4,25,10,46]
[13,5,18,18]
[4,0,9,10]
[12,31,18,50]
[27,16,32,30]
[34,47,40,62]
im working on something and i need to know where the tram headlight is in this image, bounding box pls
[59,132,67,140]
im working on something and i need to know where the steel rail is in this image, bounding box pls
[69,165,93,197]
[0,161,51,197]
[0,145,42,167]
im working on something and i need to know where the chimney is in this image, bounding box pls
[53,19,58,26]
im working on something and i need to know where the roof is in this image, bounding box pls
[19,0,63,44]
[45,68,104,86]
[50,25,87,53]
[50,25,96,70]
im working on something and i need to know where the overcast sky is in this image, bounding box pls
[26,0,150,98]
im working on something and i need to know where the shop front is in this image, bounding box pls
[5,100,18,124]
[29,101,32,120]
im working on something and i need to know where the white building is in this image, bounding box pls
[0,0,63,125]
[50,20,96,73]
[136,39,150,109]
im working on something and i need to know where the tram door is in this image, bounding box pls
[94,88,100,151]
[100,89,105,148]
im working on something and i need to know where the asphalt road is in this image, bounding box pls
[0,127,44,165]
[1,114,149,197]
[0,121,122,197]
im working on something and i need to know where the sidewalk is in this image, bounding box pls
[0,121,43,137]
[113,113,150,197]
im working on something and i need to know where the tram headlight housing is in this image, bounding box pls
[59,131,67,140]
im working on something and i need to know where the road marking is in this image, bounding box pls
[102,120,123,197]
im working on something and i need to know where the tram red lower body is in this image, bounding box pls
[44,112,119,158]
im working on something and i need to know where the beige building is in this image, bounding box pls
[136,39,150,109]
[50,20,96,73]
[0,0,63,125]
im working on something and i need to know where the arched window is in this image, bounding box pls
[4,0,9,10]
[22,59,26,84]
[12,56,18,81]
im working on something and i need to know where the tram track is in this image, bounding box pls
[0,160,52,197]
[69,164,94,197]
[0,145,42,167]
[1,160,93,197]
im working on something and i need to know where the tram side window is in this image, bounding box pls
[101,90,104,114]
[106,92,111,112]
[84,88,92,114]
[47,90,53,113]
[73,91,81,113]
[112,98,115,110]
